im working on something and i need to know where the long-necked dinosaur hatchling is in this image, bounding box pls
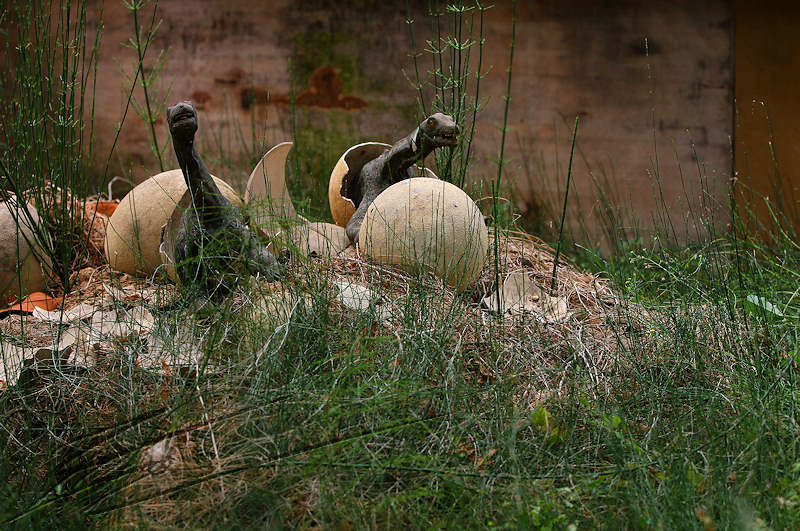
[164,100,282,296]
[328,112,460,244]
[105,169,241,277]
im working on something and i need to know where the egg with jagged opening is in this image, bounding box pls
[328,142,440,228]
[0,197,50,303]
[328,142,391,227]
[104,169,241,277]
[359,178,488,292]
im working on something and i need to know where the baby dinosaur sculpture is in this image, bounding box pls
[345,113,460,243]
[167,101,281,295]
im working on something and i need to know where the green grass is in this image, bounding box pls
[2,205,799,528]
[3,1,800,529]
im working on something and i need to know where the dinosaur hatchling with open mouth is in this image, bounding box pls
[344,112,461,244]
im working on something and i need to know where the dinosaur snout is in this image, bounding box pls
[167,101,198,138]
[167,101,196,124]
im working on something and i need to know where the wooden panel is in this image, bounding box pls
[735,0,800,227]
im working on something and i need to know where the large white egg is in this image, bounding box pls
[359,178,488,291]
[0,197,50,302]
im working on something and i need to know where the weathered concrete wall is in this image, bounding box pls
[509,2,732,244]
[84,0,733,243]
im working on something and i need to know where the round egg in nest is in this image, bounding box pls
[359,178,488,292]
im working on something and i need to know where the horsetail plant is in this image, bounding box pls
[405,1,491,188]
[0,0,102,292]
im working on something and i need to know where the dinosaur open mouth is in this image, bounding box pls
[170,109,195,125]
[434,132,459,145]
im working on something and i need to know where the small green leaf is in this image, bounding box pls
[544,426,565,447]
[602,413,622,430]
[744,294,785,318]
[686,466,704,491]
[531,407,551,429]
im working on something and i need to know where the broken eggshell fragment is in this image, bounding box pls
[244,141,303,241]
[481,271,570,323]
[104,169,241,277]
[291,222,350,257]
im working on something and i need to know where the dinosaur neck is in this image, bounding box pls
[385,129,435,178]
[174,137,229,217]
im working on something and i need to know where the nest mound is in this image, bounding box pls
[1,216,637,527]
[2,223,622,395]
[305,228,621,400]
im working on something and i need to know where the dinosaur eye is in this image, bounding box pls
[427,117,436,128]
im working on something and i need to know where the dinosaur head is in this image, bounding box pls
[167,101,198,142]
[416,113,460,152]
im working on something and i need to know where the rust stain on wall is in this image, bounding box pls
[295,66,368,110]
[190,90,212,110]
[240,66,368,111]
[214,67,246,85]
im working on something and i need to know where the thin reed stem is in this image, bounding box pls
[550,116,579,295]
[131,0,163,171]
[492,0,516,313]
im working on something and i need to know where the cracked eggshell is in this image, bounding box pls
[104,169,241,277]
[328,142,391,227]
[245,142,303,239]
[0,197,50,302]
[292,221,350,257]
[359,177,488,292]
[328,142,440,228]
